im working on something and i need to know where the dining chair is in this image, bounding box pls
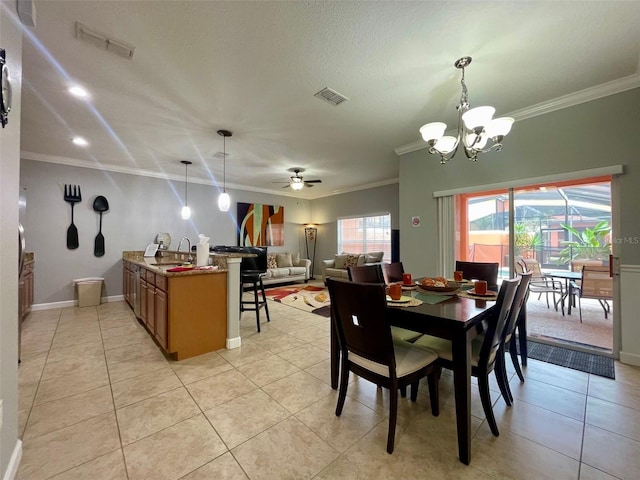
[572,265,613,323]
[413,277,520,436]
[382,262,404,284]
[521,258,565,315]
[326,277,440,453]
[455,261,499,291]
[495,272,532,406]
[347,264,385,283]
[348,263,421,343]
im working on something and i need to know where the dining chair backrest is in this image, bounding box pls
[348,264,385,283]
[455,261,499,291]
[238,246,268,274]
[478,277,519,372]
[514,260,525,275]
[382,262,404,284]
[503,273,532,346]
[520,258,545,278]
[581,265,613,300]
[327,278,395,371]
[571,259,604,273]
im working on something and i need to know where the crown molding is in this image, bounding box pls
[394,73,640,156]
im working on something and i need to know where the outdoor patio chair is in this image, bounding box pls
[521,258,565,315]
[571,265,613,323]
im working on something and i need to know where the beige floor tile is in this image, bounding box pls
[46,341,106,363]
[613,362,640,386]
[521,357,589,394]
[586,396,640,441]
[582,424,640,480]
[49,450,128,480]
[277,344,328,369]
[232,416,338,480]
[296,393,385,452]
[169,351,233,384]
[34,362,110,405]
[508,375,587,421]
[111,366,182,408]
[24,385,114,440]
[579,464,620,480]
[308,335,331,353]
[287,325,329,343]
[123,414,227,480]
[588,374,640,410]
[217,341,274,367]
[107,354,169,383]
[18,380,38,413]
[102,330,151,350]
[491,396,584,460]
[17,412,121,480]
[41,356,107,382]
[116,386,200,445]
[472,423,580,480]
[204,389,290,449]
[247,332,306,355]
[262,370,333,414]
[180,452,249,479]
[237,354,300,387]
[18,353,47,386]
[304,358,335,386]
[105,340,166,365]
[186,369,257,411]
[49,331,103,350]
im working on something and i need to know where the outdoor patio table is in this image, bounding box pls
[544,270,582,314]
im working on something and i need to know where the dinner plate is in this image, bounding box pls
[467,289,497,297]
[386,295,412,304]
[401,284,417,290]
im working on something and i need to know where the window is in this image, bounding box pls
[338,214,391,259]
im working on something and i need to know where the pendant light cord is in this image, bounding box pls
[184,162,188,206]
[223,135,226,193]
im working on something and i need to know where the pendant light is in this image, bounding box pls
[217,129,232,212]
[180,160,192,219]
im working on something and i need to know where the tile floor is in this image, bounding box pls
[16,292,640,480]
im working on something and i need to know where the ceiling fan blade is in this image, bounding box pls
[282,184,291,189]
[303,182,315,188]
[305,179,322,183]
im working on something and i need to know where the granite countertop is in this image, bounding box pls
[123,251,226,277]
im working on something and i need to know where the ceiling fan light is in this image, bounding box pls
[218,192,230,211]
[485,117,514,138]
[291,181,304,191]
[434,136,457,154]
[420,122,446,143]
[181,205,191,220]
[461,106,495,130]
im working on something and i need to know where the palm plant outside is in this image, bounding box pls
[559,220,611,263]
[514,222,543,259]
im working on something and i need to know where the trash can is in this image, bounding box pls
[73,277,104,307]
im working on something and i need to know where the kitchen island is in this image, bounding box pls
[123,251,236,360]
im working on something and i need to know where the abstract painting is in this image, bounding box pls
[237,202,284,246]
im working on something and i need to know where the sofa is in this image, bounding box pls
[322,251,385,280]
[262,252,311,286]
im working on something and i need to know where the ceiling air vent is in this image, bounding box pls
[314,87,349,106]
[75,22,135,59]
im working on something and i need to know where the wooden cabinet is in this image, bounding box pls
[123,259,227,360]
[19,259,34,320]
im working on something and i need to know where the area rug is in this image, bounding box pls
[518,340,615,379]
[264,284,331,317]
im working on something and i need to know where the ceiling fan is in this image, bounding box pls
[273,168,322,190]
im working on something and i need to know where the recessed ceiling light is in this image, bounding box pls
[72,137,88,146]
[68,86,88,97]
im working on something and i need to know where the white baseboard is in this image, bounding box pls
[3,439,22,480]
[619,351,640,367]
[32,294,126,311]
[226,337,242,349]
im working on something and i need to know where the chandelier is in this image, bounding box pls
[419,57,514,164]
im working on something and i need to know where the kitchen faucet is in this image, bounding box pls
[177,237,193,263]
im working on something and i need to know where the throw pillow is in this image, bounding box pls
[334,254,349,269]
[291,252,300,265]
[267,253,277,269]
[345,254,360,268]
[276,253,293,268]
[356,254,366,266]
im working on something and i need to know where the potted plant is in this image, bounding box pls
[558,220,611,264]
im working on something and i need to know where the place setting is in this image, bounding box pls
[386,279,423,307]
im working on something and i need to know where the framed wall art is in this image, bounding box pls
[237,202,284,246]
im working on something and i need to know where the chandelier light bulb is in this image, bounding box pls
[291,181,304,191]
[420,122,446,143]
[485,117,514,138]
[434,136,457,154]
[461,106,495,130]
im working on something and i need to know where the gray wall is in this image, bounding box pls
[20,159,311,304]
[1,0,22,475]
[310,183,399,273]
[400,87,640,276]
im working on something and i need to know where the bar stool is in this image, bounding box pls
[239,247,270,332]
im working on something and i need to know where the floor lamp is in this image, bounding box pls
[305,225,317,279]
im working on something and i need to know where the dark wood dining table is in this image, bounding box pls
[329,292,497,465]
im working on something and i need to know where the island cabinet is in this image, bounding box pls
[19,256,35,320]
[124,260,227,360]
